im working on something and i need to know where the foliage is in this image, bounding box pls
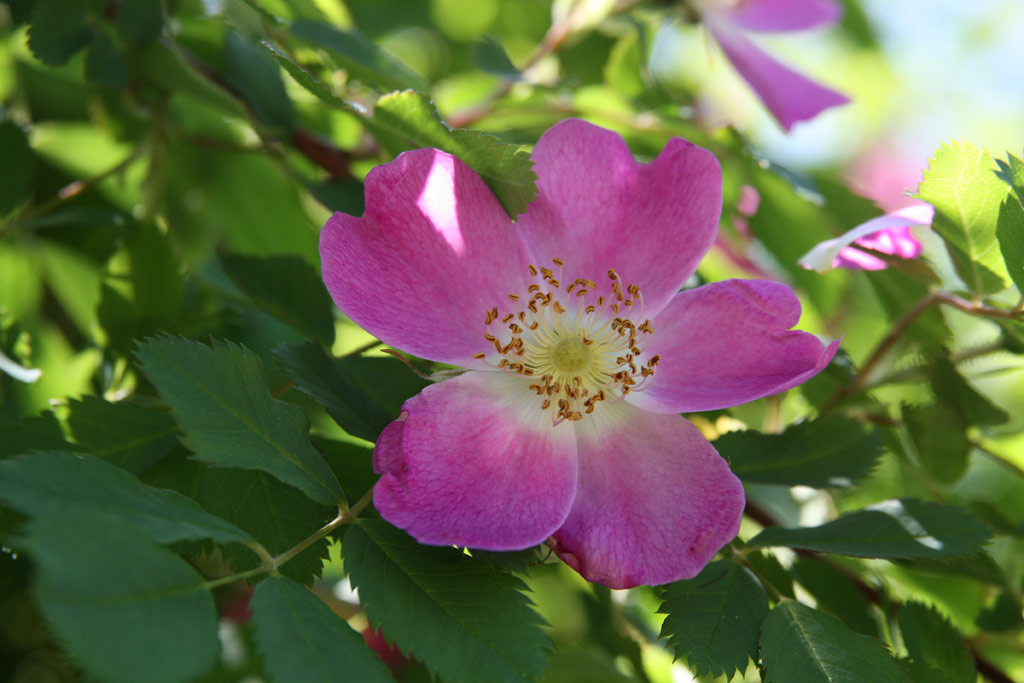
[1,1,1023,682]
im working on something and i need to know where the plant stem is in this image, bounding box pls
[200,488,375,591]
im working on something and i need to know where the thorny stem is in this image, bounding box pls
[741,497,1015,683]
[200,488,375,591]
[822,291,1024,412]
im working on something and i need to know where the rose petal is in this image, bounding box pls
[799,204,931,272]
[549,403,744,588]
[514,119,722,317]
[709,25,849,131]
[723,0,842,33]
[628,279,838,413]
[373,371,578,550]
[319,149,534,366]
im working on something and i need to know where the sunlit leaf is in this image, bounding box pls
[918,141,1011,296]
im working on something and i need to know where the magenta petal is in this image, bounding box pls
[514,119,722,317]
[319,149,534,366]
[629,280,838,413]
[710,26,849,131]
[373,371,578,550]
[550,404,744,588]
[724,0,842,33]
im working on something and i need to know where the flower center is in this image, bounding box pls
[475,258,659,425]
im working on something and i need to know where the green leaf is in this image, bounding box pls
[748,498,991,559]
[274,343,428,442]
[760,601,909,683]
[866,266,950,347]
[0,411,71,458]
[0,121,35,216]
[201,467,330,585]
[657,560,767,680]
[471,36,520,79]
[289,20,427,92]
[25,509,219,683]
[28,0,95,66]
[84,29,126,89]
[745,551,795,599]
[313,436,378,504]
[902,403,971,484]
[927,353,1009,426]
[994,152,1024,206]
[976,592,1024,631]
[995,193,1024,293]
[98,223,184,350]
[918,141,1011,296]
[135,336,345,506]
[714,418,882,487]
[0,451,253,545]
[603,27,644,98]
[220,252,335,344]
[64,396,180,474]
[261,50,539,219]
[116,0,163,47]
[790,558,878,637]
[224,31,296,133]
[250,576,394,683]
[897,602,976,683]
[343,519,550,683]
[372,91,538,217]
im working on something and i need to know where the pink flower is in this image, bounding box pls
[701,0,850,131]
[319,119,838,588]
[799,203,931,272]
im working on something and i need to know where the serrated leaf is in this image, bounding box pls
[714,418,881,487]
[274,343,428,442]
[994,152,1024,206]
[135,336,345,506]
[657,560,767,680]
[263,47,537,217]
[64,396,180,474]
[760,601,909,683]
[373,92,537,216]
[220,252,335,344]
[116,0,163,47]
[25,509,220,683]
[201,467,330,585]
[748,498,991,559]
[745,551,795,599]
[791,558,879,637]
[996,193,1024,293]
[898,602,976,683]
[471,36,520,79]
[867,266,950,347]
[289,20,426,91]
[224,31,295,132]
[85,29,126,89]
[28,0,95,66]
[313,436,378,504]
[0,121,35,215]
[343,519,550,683]
[250,576,394,683]
[98,223,184,350]
[902,403,971,484]
[918,141,1011,296]
[0,451,253,545]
